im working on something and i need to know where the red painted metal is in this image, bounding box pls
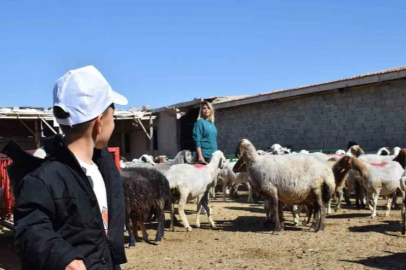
[0,147,121,226]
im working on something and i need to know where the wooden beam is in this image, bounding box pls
[39,117,57,134]
[18,117,36,136]
[134,117,151,140]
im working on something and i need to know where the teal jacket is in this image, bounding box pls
[192,119,218,160]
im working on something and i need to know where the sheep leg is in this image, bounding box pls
[178,192,192,231]
[304,204,314,226]
[202,191,216,228]
[291,205,299,227]
[246,182,253,203]
[154,210,165,245]
[195,195,203,228]
[125,216,136,248]
[170,203,175,231]
[316,194,326,232]
[309,203,320,232]
[371,192,379,218]
[270,193,281,234]
[344,188,351,205]
[223,178,228,202]
[137,221,149,241]
[263,199,273,228]
[385,192,395,217]
[365,192,373,212]
[401,193,406,235]
[327,199,332,216]
[278,201,284,230]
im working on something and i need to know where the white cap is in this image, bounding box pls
[53,65,128,126]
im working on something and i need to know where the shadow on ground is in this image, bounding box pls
[341,251,406,270]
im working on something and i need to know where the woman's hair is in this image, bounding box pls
[197,101,215,122]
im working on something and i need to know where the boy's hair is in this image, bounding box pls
[53,104,115,135]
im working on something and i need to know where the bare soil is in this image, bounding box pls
[1,194,406,270]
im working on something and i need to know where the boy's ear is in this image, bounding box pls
[94,115,103,134]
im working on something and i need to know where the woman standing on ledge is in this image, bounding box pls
[193,101,218,164]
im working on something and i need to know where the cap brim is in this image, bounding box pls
[111,90,128,106]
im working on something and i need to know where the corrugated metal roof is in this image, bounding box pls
[214,65,406,105]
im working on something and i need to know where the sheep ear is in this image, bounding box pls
[233,157,247,173]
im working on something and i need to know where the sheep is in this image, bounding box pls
[347,145,365,157]
[233,139,335,234]
[217,160,253,203]
[165,150,226,231]
[334,155,404,217]
[121,167,172,247]
[400,171,406,235]
[393,147,402,156]
[299,150,309,154]
[121,154,157,168]
[336,150,346,155]
[338,148,406,210]
[154,155,169,163]
[154,150,194,175]
[377,147,391,156]
[332,157,365,210]
[268,144,291,155]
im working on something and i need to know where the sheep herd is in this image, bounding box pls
[120,140,406,247]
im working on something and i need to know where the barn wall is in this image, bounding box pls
[215,79,406,155]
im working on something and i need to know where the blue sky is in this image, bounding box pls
[0,0,405,109]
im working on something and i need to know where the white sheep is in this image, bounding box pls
[121,154,157,168]
[377,147,391,156]
[393,147,401,156]
[336,150,346,155]
[217,160,253,203]
[334,155,404,217]
[165,150,226,231]
[269,144,291,155]
[234,139,335,234]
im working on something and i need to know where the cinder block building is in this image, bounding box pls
[213,66,406,154]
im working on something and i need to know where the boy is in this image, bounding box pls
[13,65,128,270]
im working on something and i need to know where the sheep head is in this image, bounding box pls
[377,147,391,156]
[233,139,254,173]
[213,150,226,167]
[393,147,401,156]
[233,157,247,173]
[393,149,406,169]
[154,155,168,163]
[183,150,194,164]
[140,154,156,165]
[346,145,364,157]
[332,155,353,189]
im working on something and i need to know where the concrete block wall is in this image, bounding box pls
[215,79,406,155]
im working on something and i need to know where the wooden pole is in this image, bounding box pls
[34,120,41,148]
[149,116,154,155]
[39,117,57,134]
[120,121,126,154]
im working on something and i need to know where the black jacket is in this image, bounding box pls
[6,135,127,270]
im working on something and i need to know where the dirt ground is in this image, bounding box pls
[1,193,406,270]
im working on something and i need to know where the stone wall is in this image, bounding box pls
[215,79,406,155]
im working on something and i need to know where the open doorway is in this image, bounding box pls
[179,107,200,154]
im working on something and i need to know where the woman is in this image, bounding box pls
[193,101,218,164]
